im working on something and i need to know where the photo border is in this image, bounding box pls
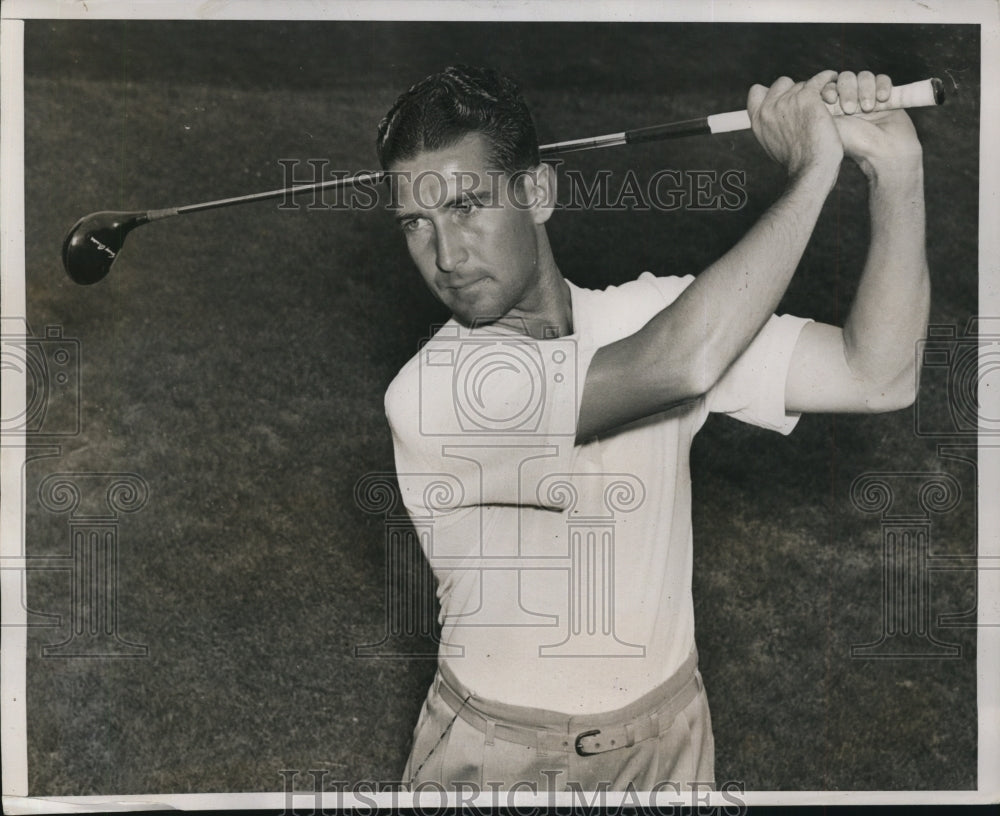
[2,0,997,811]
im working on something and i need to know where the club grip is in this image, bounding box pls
[708,77,945,134]
[823,77,944,117]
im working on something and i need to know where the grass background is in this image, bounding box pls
[18,19,980,794]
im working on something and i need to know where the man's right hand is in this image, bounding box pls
[747,69,844,184]
[748,70,923,186]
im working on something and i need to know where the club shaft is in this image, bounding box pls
[143,77,943,218]
[541,77,943,155]
[145,171,387,220]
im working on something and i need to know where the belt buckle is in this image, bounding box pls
[574,728,602,757]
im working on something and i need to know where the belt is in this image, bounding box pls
[433,660,701,758]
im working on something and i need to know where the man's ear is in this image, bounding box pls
[519,162,557,225]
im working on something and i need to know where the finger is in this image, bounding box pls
[875,73,892,102]
[747,83,768,117]
[857,70,876,112]
[764,75,796,101]
[805,69,839,90]
[837,70,859,114]
[820,80,839,105]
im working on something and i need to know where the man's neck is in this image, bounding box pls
[500,231,573,339]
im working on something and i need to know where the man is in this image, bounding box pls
[377,65,928,792]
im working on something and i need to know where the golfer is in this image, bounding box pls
[378,65,928,792]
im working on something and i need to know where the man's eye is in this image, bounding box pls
[400,218,425,233]
[454,197,481,215]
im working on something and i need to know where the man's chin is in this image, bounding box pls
[450,309,504,330]
[442,292,508,329]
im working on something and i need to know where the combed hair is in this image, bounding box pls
[376,65,540,174]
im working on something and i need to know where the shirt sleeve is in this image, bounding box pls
[385,324,599,519]
[704,312,812,434]
[628,273,810,435]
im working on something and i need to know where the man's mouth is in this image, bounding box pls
[447,277,488,291]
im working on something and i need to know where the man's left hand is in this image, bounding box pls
[821,71,923,180]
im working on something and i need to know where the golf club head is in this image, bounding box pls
[61,210,149,285]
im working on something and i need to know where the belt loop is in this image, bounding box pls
[650,710,661,738]
[537,732,548,758]
[624,722,636,748]
[484,719,496,747]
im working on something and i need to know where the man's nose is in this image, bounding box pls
[435,225,468,273]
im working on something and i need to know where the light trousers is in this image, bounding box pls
[403,649,715,793]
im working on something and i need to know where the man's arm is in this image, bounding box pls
[578,70,854,441]
[785,85,929,413]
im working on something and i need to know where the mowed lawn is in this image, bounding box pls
[20,20,979,794]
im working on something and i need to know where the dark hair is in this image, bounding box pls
[376,65,540,175]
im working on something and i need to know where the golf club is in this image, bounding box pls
[62,77,944,286]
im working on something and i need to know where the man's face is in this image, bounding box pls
[390,133,546,327]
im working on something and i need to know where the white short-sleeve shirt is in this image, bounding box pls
[385,273,810,713]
